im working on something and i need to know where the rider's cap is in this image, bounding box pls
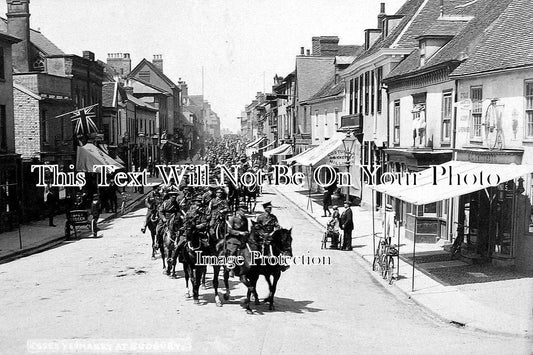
[263,201,272,209]
[332,206,339,210]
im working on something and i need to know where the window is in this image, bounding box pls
[359,75,364,113]
[442,92,453,143]
[393,100,400,145]
[526,81,533,137]
[364,72,370,115]
[349,79,354,115]
[420,41,426,66]
[370,70,375,115]
[0,47,5,80]
[376,67,383,113]
[139,70,151,82]
[354,78,359,114]
[0,105,6,150]
[471,86,483,139]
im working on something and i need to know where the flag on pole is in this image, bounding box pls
[70,105,98,136]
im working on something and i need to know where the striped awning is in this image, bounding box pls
[263,143,293,158]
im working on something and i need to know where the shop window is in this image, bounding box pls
[441,92,452,143]
[376,67,383,113]
[525,80,533,137]
[471,86,483,139]
[334,110,339,128]
[393,100,400,145]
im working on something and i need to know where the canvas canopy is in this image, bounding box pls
[263,143,293,158]
[76,143,125,172]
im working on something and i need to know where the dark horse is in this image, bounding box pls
[162,214,182,277]
[146,209,160,259]
[180,221,209,304]
[213,223,293,313]
[240,183,260,213]
[227,181,240,213]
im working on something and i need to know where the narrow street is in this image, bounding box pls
[0,187,529,354]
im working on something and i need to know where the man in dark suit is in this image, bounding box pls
[340,201,353,251]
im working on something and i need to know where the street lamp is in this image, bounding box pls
[342,131,357,203]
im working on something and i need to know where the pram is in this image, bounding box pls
[321,218,340,249]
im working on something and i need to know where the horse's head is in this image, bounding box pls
[273,228,293,257]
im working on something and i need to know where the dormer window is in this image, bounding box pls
[420,40,427,66]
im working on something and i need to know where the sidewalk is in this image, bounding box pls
[272,184,533,338]
[0,178,161,263]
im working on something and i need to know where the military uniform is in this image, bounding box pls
[142,189,160,233]
[156,196,181,245]
[208,195,229,237]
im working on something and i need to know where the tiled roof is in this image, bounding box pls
[354,0,426,62]
[385,0,513,80]
[126,93,157,111]
[338,45,363,57]
[0,18,64,55]
[129,59,177,90]
[305,77,344,102]
[102,82,117,108]
[452,0,533,77]
[421,20,468,37]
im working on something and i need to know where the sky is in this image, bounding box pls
[0,0,406,133]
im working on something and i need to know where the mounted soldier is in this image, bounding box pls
[254,201,280,250]
[141,185,161,234]
[155,190,180,248]
[208,187,229,239]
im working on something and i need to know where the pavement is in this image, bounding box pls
[1,184,529,354]
[0,178,160,263]
[272,183,533,338]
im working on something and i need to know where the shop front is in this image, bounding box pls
[372,160,533,272]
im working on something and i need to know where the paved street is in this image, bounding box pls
[0,187,530,354]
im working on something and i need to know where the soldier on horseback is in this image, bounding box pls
[255,201,280,237]
[141,185,161,234]
[155,190,181,248]
[208,187,229,239]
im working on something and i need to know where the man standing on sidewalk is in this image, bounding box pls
[45,186,58,227]
[340,201,353,251]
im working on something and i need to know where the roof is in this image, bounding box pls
[128,77,171,96]
[338,45,363,57]
[386,0,514,80]
[13,82,41,100]
[452,0,533,77]
[102,82,117,108]
[305,76,344,103]
[129,58,177,90]
[126,93,157,111]
[0,18,64,55]
[0,30,21,44]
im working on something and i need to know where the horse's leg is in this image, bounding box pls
[171,245,178,278]
[213,265,222,307]
[150,229,156,259]
[223,268,231,300]
[268,270,281,311]
[192,266,203,304]
[263,274,272,303]
[240,275,255,314]
[184,264,192,298]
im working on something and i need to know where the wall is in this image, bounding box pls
[309,97,343,144]
[388,81,455,149]
[13,88,40,159]
[0,40,15,152]
[456,68,533,164]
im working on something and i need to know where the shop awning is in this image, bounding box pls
[76,143,125,172]
[246,137,265,148]
[370,160,533,205]
[288,132,346,166]
[263,143,293,158]
[261,139,277,150]
[284,146,316,165]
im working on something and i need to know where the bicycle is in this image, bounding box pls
[450,222,469,259]
[372,232,386,273]
[382,244,399,284]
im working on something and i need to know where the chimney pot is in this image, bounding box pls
[306,49,310,56]
[300,47,304,55]
[380,3,385,13]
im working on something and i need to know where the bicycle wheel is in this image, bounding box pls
[386,256,395,284]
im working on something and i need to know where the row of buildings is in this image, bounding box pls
[240,0,533,271]
[0,0,220,231]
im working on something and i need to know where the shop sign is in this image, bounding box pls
[329,149,349,166]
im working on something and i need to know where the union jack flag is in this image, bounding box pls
[71,105,98,136]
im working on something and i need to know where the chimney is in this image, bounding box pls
[300,47,305,55]
[6,0,31,72]
[312,37,320,55]
[153,54,163,72]
[306,49,310,56]
[82,51,95,61]
[107,53,131,77]
[378,3,386,30]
